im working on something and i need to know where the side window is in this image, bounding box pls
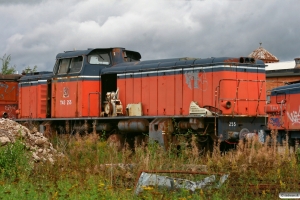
[266,95,271,104]
[58,58,71,74]
[53,60,59,74]
[69,56,83,73]
[276,92,286,104]
[88,53,110,65]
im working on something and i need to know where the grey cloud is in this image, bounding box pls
[0,0,45,5]
[0,0,300,73]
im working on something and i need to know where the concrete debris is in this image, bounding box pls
[135,172,229,195]
[0,118,63,164]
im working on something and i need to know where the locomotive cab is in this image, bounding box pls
[51,47,141,118]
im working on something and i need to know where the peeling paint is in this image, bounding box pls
[184,69,208,90]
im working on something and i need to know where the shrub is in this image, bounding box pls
[0,139,31,180]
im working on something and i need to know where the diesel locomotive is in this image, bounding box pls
[1,47,268,150]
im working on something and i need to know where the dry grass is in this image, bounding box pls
[4,130,299,199]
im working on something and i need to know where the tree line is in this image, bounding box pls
[0,54,37,75]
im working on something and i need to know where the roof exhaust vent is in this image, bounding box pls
[295,58,300,69]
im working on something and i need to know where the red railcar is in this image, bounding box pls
[0,74,22,119]
[266,81,300,146]
[15,47,267,150]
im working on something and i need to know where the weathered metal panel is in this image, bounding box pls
[149,74,158,115]
[133,72,142,104]
[174,68,183,115]
[149,118,174,149]
[51,77,83,118]
[0,75,20,119]
[0,81,18,102]
[166,71,175,115]
[37,82,48,118]
[141,73,150,116]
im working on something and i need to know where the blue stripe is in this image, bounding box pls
[271,83,300,95]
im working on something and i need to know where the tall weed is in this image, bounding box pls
[0,139,31,180]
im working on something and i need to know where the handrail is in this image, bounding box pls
[280,99,285,127]
[231,80,240,117]
[256,81,264,115]
[215,79,267,117]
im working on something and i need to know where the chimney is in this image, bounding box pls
[295,58,300,68]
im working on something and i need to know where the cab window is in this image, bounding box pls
[276,92,286,104]
[56,56,83,74]
[69,56,83,73]
[57,59,71,74]
[88,53,110,65]
[53,60,59,74]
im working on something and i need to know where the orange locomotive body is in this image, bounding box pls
[114,58,266,117]
[0,74,21,119]
[14,47,267,149]
[18,72,52,119]
[266,82,300,147]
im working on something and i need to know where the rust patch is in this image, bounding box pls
[224,58,239,63]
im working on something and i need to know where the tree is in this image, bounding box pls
[0,54,16,74]
[22,66,37,74]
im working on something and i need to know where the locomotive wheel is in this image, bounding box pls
[197,135,214,156]
[239,128,250,140]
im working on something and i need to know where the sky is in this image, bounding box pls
[0,0,300,73]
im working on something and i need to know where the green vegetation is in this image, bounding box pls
[22,65,37,74]
[0,54,16,74]
[0,54,38,75]
[0,131,299,199]
[0,139,31,180]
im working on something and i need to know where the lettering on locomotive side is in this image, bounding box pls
[60,100,72,105]
[287,106,300,125]
[184,69,208,90]
[229,122,236,127]
[270,105,278,111]
[4,105,17,119]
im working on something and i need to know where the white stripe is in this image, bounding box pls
[116,65,263,76]
[56,76,100,80]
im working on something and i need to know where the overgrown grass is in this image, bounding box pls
[0,131,299,199]
[0,139,31,180]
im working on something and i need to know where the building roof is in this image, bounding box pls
[248,44,279,63]
[265,61,295,71]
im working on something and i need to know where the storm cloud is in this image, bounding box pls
[1,0,300,72]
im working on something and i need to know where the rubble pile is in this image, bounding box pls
[0,118,63,164]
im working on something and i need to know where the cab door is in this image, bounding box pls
[52,57,81,117]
